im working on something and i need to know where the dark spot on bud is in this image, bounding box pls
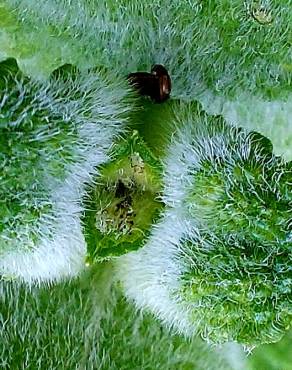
[115,180,127,198]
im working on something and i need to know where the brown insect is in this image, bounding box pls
[127,64,171,103]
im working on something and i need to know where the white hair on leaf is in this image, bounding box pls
[0,64,134,284]
[221,94,292,161]
[197,91,292,161]
[161,102,250,213]
[116,101,291,346]
[115,105,245,334]
[3,0,290,104]
[115,210,195,335]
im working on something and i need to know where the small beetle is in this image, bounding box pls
[127,64,171,103]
